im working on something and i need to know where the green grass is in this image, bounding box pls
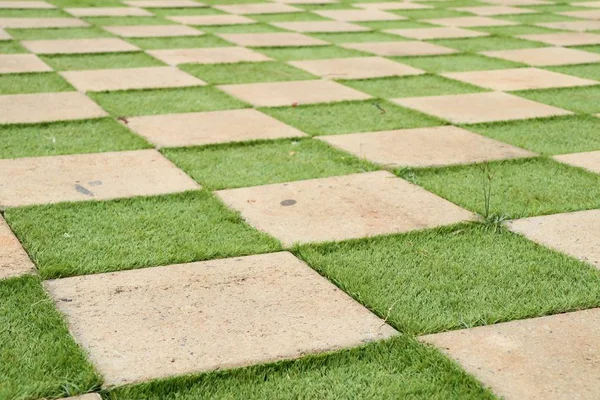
[0,276,101,400]
[163,138,378,190]
[0,9,68,17]
[475,24,561,36]
[310,31,403,43]
[50,0,123,5]
[430,36,545,52]
[396,8,471,19]
[501,13,577,23]
[84,16,175,26]
[359,20,436,30]
[262,100,443,136]
[549,64,600,81]
[41,52,165,70]
[105,336,494,400]
[180,61,315,84]
[577,45,600,54]
[126,35,231,49]
[515,85,600,114]
[342,75,485,98]
[0,41,27,53]
[0,118,151,159]
[406,157,600,218]
[4,191,281,278]
[202,23,284,34]
[0,72,73,94]
[396,53,523,72]
[6,27,113,40]
[88,86,248,116]
[147,7,224,17]
[251,12,326,23]
[296,223,600,335]
[255,45,367,60]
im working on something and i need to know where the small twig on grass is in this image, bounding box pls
[380,299,401,327]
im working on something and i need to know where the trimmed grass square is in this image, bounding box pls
[89,86,248,116]
[395,9,471,19]
[342,75,486,98]
[4,191,282,278]
[430,36,545,52]
[501,13,577,23]
[251,12,326,23]
[0,118,151,159]
[310,31,403,43]
[148,8,224,17]
[547,64,600,81]
[41,52,165,70]
[51,0,123,5]
[359,20,436,30]
[0,41,26,54]
[577,45,600,54]
[0,9,68,18]
[0,72,73,95]
[202,24,285,34]
[84,16,175,26]
[180,61,315,85]
[162,138,378,190]
[262,100,443,136]
[255,45,367,60]
[126,35,231,50]
[476,25,561,36]
[6,27,113,40]
[515,85,600,114]
[296,223,600,335]
[0,276,101,400]
[396,53,523,72]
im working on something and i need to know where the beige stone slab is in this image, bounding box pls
[341,41,457,56]
[214,3,301,14]
[0,216,36,280]
[45,252,397,386]
[0,150,199,207]
[421,309,600,400]
[454,5,536,15]
[355,2,433,10]
[393,92,572,124]
[559,9,600,19]
[0,54,51,74]
[482,46,600,66]
[0,17,88,28]
[425,16,518,27]
[554,150,600,174]
[481,0,549,5]
[218,79,371,107]
[21,38,139,54]
[443,67,598,91]
[519,32,600,46]
[385,26,488,39]
[317,126,535,168]
[216,171,475,245]
[218,32,327,47]
[575,1,600,8]
[60,66,205,92]
[147,47,270,65]
[63,394,102,400]
[537,20,600,31]
[0,28,10,40]
[0,1,55,9]
[289,56,424,79]
[168,15,256,26]
[314,9,404,21]
[103,25,204,38]
[0,92,107,124]
[272,0,338,4]
[271,20,370,32]
[65,7,153,17]
[124,0,206,8]
[126,109,307,147]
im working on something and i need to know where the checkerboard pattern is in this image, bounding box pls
[1,0,599,399]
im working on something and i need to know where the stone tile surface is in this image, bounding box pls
[554,150,600,174]
[314,9,404,21]
[103,25,204,38]
[0,54,51,74]
[124,0,206,7]
[0,1,55,8]
[559,9,600,19]
[538,20,600,31]
[385,27,489,39]
[168,15,256,26]
[0,216,36,280]
[420,309,600,400]
[218,32,327,47]
[454,5,535,15]
[21,38,139,54]
[0,92,107,124]
[62,394,102,400]
[60,67,205,92]
[126,109,307,147]
[317,126,535,167]
[216,171,475,245]
[215,3,301,14]
[272,20,370,32]
[218,79,371,106]
[482,46,600,66]
[341,41,457,56]
[575,1,600,7]
[355,2,432,10]
[44,252,397,385]
[0,28,10,40]
[425,16,518,27]
[0,149,199,207]
[0,17,88,28]
[481,0,549,4]
[65,7,153,17]
[519,32,600,46]
[273,0,337,3]
[393,92,572,124]
[289,56,424,79]
[147,47,270,65]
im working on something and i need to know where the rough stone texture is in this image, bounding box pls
[385,27,489,39]
[538,20,600,31]
[21,38,139,54]
[61,394,102,400]
[317,126,535,167]
[0,149,199,207]
[0,216,36,280]
[44,252,398,386]
[576,1,600,7]
[124,0,206,7]
[0,54,51,74]
[393,92,572,124]
[126,109,307,147]
[0,1,55,9]
[147,47,270,65]
[314,9,404,21]
[355,2,432,10]
[482,46,600,66]
[519,32,600,46]
[559,9,600,19]
[289,56,424,79]
[425,16,518,27]
[216,171,475,245]
[218,32,328,47]
[168,15,256,26]
[341,41,457,56]
[481,0,549,4]
[273,0,338,3]
[420,309,600,400]
[60,67,205,92]
[271,20,370,32]
[214,3,301,14]
[554,150,600,174]
[442,68,598,91]
[65,7,153,17]
[0,28,10,40]
[218,79,371,106]
[103,25,204,38]
[454,5,536,15]
[0,92,107,124]
[0,18,88,28]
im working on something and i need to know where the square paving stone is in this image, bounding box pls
[44,252,397,386]
[554,150,600,174]
[271,21,370,32]
[65,7,153,17]
[103,25,204,37]
[0,215,36,280]
[0,17,88,28]
[482,46,600,66]
[0,1,55,9]
[314,9,404,22]
[576,1,600,7]
[0,28,10,40]
[559,10,600,20]
[21,38,139,54]
[288,56,424,79]
[218,32,327,47]
[355,2,433,10]
[168,15,256,26]
[420,309,600,400]
[214,3,301,14]
[538,20,600,31]
[341,41,457,56]
[0,54,51,74]
[520,32,600,46]
[216,171,475,245]
[393,92,572,124]
[385,27,489,40]
[0,92,106,124]
[147,47,271,65]
[0,149,199,207]
[507,209,600,268]
[126,108,306,147]
[317,126,535,167]
[218,79,371,107]
[425,16,518,27]
[442,68,598,91]
[481,0,549,4]
[60,66,205,92]
[124,0,206,7]
[454,6,536,16]
[272,0,337,3]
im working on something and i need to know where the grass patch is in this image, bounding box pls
[202,23,284,34]
[6,27,113,40]
[0,275,101,400]
[547,64,600,81]
[41,0,123,6]
[296,223,600,335]
[576,45,600,54]
[396,8,470,19]
[0,118,150,159]
[0,72,73,94]
[4,191,281,278]
[126,35,231,49]
[396,53,523,72]
[41,51,165,70]
[430,35,545,52]
[180,61,315,84]
[255,44,367,60]
[310,31,403,43]
[501,13,577,23]
[360,20,436,30]
[147,7,224,17]
[0,41,26,53]
[89,86,247,116]
[475,24,559,36]
[515,85,600,114]
[251,12,326,22]
[0,9,67,17]
[84,16,174,26]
